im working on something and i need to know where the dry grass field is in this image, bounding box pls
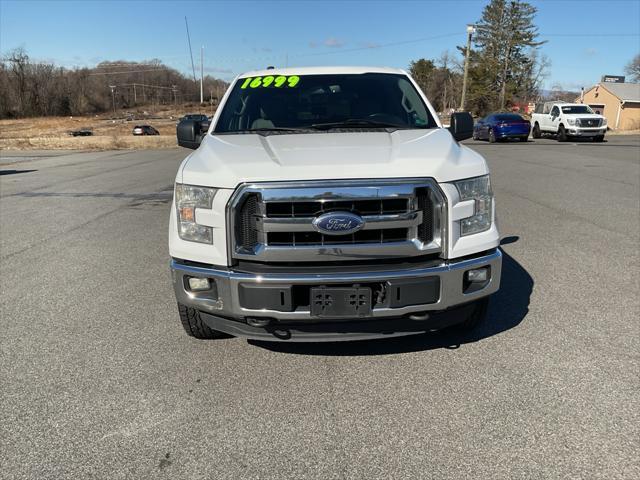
[0,103,214,150]
[2,105,636,151]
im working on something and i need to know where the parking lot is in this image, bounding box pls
[1,135,638,479]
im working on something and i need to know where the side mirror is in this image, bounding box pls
[448,112,474,141]
[177,119,206,149]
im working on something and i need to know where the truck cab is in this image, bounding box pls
[531,101,607,142]
[170,66,502,342]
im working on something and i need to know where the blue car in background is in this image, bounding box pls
[473,113,531,143]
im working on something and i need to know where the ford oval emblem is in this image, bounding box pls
[312,211,365,235]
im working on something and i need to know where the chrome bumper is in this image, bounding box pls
[171,249,502,325]
[567,128,606,136]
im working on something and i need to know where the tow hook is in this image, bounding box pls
[246,317,272,327]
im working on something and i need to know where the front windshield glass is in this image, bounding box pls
[214,73,437,133]
[561,105,594,114]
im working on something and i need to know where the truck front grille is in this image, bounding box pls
[579,118,602,127]
[229,180,445,263]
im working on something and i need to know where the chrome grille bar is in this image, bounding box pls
[261,211,423,232]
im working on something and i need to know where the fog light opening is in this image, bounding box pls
[188,277,211,291]
[463,266,491,294]
[466,267,488,283]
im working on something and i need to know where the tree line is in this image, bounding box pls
[0,48,228,119]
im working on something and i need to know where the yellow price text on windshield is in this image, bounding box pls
[240,75,300,89]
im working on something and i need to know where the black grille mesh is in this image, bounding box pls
[267,228,408,246]
[416,188,434,243]
[266,198,408,218]
[237,194,259,251]
[580,118,601,127]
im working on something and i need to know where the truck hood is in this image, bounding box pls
[180,128,488,189]
[564,114,604,120]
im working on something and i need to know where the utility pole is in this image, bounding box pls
[109,85,117,116]
[133,83,137,104]
[460,24,476,111]
[200,45,204,104]
[172,85,178,105]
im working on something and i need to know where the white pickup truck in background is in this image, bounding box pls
[531,101,607,142]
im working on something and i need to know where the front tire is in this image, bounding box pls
[489,129,497,143]
[594,135,605,142]
[520,135,529,142]
[557,125,568,142]
[177,303,226,339]
[532,123,541,138]
[455,298,490,332]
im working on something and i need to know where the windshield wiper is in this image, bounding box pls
[215,127,307,136]
[308,119,417,130]
[250,127,304,132]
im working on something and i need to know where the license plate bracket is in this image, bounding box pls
[310,286,372,318]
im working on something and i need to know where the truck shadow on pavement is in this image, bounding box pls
[249,245,532,356]
[0,169,38,175]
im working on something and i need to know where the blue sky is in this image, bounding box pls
[1,0,639,90]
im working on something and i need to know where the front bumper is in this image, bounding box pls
[567,127,606,136]
[170,249,502,341]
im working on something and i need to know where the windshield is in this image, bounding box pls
[214,73,437,133]
[561,105,594,114]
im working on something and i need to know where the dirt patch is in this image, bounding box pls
[0,103,211,150]
[0,135,177,150]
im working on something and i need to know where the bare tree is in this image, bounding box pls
[0,49,229,118]
[625,54,640,82]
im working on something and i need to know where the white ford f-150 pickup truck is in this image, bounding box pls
[531,101,607,142]
[170,66,502,342]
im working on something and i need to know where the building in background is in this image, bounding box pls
[579,81,640,131]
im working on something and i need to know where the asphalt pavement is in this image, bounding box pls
[1,135,639,479]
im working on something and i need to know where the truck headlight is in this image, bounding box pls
[455,175,493,236]
[567,118,576,126]
[602,118,607,127]
[175,183,217,243]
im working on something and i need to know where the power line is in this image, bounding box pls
[296,33,461,58]
[88,68,169,76]
[539,32,640,37]
[118,82,174,90]
[185,16,197,83]
[93,63,164,68]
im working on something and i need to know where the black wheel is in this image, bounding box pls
[532,123,541,139]
[520,135,529,142]
[594,135,605,142]
[455,298,490,332]
[177,303,227,339]
[488,129,497,143]
[557,125,568,142]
